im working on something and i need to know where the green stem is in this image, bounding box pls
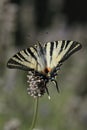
[30,97,39,130]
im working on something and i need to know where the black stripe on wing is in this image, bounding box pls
[7,58,32,71]
[65,40,70,49]
[18,52,31,62]
[59,40,65,54]
[55,41,58,48]
[27,48,37,61]
[50,42,54,57]
[14,54,23,61]
[50,42,54,62]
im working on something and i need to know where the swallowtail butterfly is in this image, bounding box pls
[7,40,82,99]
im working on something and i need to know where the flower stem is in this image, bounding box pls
[30,97,39,130]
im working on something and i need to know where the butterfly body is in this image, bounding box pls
[7,40,82,98]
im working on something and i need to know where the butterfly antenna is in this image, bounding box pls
[51,79,60,93]
[36,41,42,46]
[45,87,51,100]
[37,41,44,54]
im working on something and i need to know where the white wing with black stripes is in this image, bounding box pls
[44,40,82,70]
[7,40,82,99]
[7,40,82,74]
[7,44,46,72]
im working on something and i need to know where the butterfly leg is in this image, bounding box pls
[51,79,60,93]
[45,86,51,99]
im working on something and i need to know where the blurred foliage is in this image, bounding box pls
[0,0,87,130]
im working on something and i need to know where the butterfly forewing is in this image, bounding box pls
[7,46,40,71]
[44,40,82,70]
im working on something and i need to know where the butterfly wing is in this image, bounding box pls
[44,40,82,70]
[7,44,46,72]
[7,41,82,73]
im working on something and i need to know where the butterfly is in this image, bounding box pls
[7,40,82,99]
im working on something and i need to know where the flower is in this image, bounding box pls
[27,71,49,98]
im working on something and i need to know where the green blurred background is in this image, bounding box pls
[0,0,87,130]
